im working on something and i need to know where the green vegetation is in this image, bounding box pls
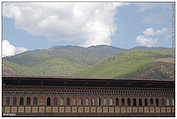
[3,45,123,76]
[3,60,33,76]
[3,58,87,77]
[118,62,174,79]
[75,49,174,79]
[4,45,124,66]
[3,45,175,80]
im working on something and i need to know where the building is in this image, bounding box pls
[2,76,175,117]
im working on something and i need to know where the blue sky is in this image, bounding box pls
[2,2,175,57]
[112,3,174,48]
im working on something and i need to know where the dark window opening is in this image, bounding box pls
[116,98,119,106]
[156,98,159,106]
[81,98,83,105]
[47,97,51,106]
[12,97,17,106]
[33,97,38,106]
[20,97,24,106]
[145,99,148,106]
[127,98,131,106]
[66,97,70,106]
[26,97,31,106]
[98,98,101,106]
[121,98,125,106]
[150,98,154,105]
[133,98,136,106]
[139,99,142,106]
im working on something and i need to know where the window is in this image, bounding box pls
[116,98,119,106]
[39,96,45,105]
[20,97,24,106]
[12,97,17,106]
[150,98,154,106]
[33,97,38,106]
[47,97,51,106]
[66,97,70,106]
[91,98,95,106]
[166,98,170,106]
[85,98,89,106]
[77,98,82,105]
[53,97,58,105]
[144,98,148,106]
[109,98,113,106]
[127,98,131,106]
[139,99,142,106]
[172,98,175,106]
[6,97,10,106]
[161,98,165,106]
[103,98,107,106]
[81,98,83,105]
[97,98,101,106]
[133,98,136,106]
[72,98,77,105]
[121,98,125,106]
[77,98,80,105]
[155,98,159,106]
[26,97,31,106]
[60,98,64,105]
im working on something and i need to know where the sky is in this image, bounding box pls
[2,2,175,57]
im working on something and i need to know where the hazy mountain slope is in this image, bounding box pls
[3,50,51,66]
[45,45,124,65]
[4,45,124,66]
[28,58,86,77]
[3,45,124,76]
[76,48,174,79]
[3,58,87,77]
[3,45,174,79]
[2,61,17,76]
[131,46,168,51]
[119,62,174,79]
[3,60,33,76]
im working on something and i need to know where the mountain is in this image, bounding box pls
[3,45,174,79]
[75,48,174,79]
[3,61,17,76]
[4,45,124,66]
[130,46,168,51]
[3,45,124,76]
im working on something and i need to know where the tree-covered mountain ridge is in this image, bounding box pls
[2,45,175,80]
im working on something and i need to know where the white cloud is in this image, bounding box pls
[2,40,27,57]
[143,28,155,36]
[136,28,167,47]
[2,40,16,57]
[143,27,167,36]
[136,35,158,47]
[15,47,28,54]
[3,2,126,47]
